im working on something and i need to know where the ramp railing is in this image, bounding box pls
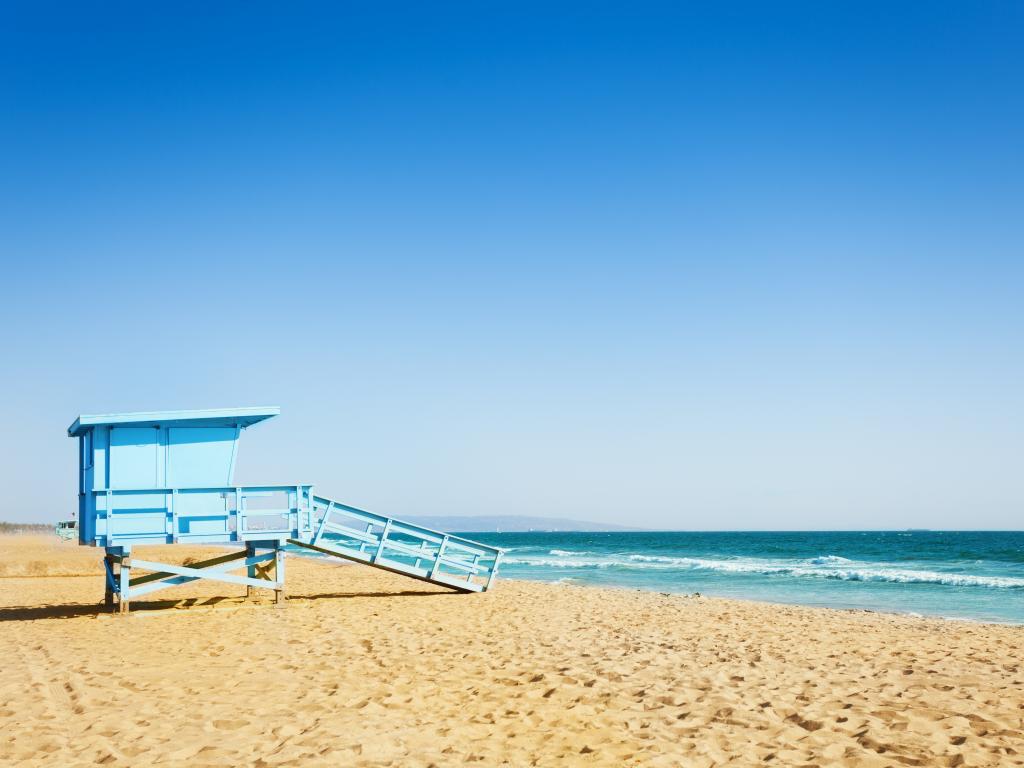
[288,494,503,593]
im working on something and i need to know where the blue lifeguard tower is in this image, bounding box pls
[69,407,502,613]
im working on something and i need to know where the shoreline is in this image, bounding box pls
[1,567,1016,626]
[3,535,1020,626]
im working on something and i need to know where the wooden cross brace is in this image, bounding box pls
[107,549,284,608]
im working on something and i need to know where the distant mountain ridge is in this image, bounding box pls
[405,515,643,532]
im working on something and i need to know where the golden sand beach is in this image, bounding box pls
[1,535,1021,767]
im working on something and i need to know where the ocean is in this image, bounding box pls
[464,530,1024,624]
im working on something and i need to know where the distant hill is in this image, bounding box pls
[404,515,644,533]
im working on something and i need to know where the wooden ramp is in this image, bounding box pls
[288,495,503,593]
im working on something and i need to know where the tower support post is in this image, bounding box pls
[103,553,115,609]
[274,543,287,606]
[245,542,257,599]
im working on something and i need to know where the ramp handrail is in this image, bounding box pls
[310,494,501,556]
[305,494,503,592]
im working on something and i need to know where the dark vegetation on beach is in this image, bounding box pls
[0,522,52,534]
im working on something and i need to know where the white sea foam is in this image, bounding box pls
[813,568,1024,588]
[504,557,613,568]
[501,553,1024,589]
[549,549,591,556]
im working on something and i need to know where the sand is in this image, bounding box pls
[0,535,1021,767]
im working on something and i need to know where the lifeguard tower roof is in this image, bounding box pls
[68,406,280,437]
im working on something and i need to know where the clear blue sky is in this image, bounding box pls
[1,2,1021,529]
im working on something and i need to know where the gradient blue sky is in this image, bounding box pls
[2,2,1021,528]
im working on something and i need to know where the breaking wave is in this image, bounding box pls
[548,549,592,556]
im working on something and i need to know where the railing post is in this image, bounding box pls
[484,551,502,592]
[314,499,333,544]
[106,489,114,543]
[171,489,179,543]
[288,487,296,534]
[373,520,393,561]
[431,535,450,578]
[235,487,243,541]
[414,540,429,570]
[308,487,315,533]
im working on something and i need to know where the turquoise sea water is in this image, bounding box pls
[463,531,1024,624]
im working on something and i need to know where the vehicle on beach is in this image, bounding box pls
[54,519,76,541]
